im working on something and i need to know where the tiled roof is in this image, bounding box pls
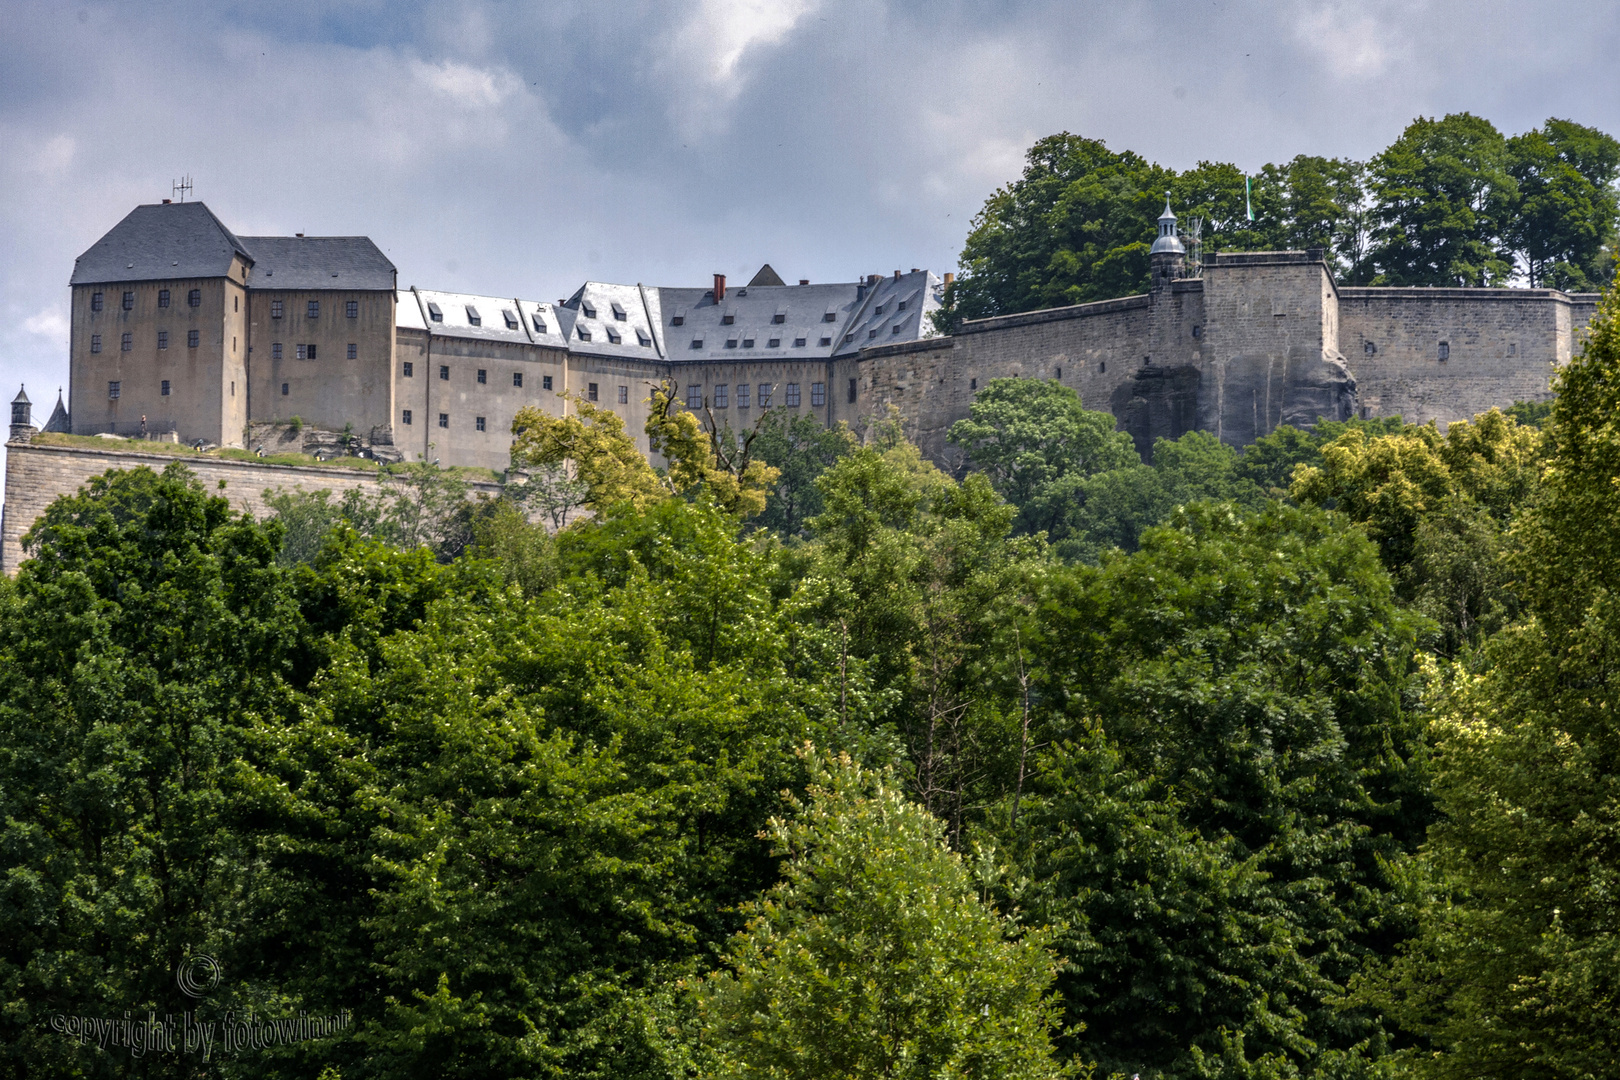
[240,236,395,291]
[70,202,254,285]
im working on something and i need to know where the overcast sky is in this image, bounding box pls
[4,0,1620,499]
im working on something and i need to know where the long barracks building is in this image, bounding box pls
[52,199,1604,471]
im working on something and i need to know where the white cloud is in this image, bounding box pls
[412,59,521,109]
[1293,2,1403,80]
[681,0,819,91]
[23,308,68,344]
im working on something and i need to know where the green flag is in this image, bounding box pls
[1246,175,1254,222]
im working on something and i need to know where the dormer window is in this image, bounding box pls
[581,301,597,318]
[606,326,622,344]
[578,326,592,342]
[773,309,786,324]
[672,308,686,326]
[722,310,735,325]
[742,337,755,348]
[874,304,884,316]
[532,314,547,333]
[823,308,837,322]
[427,302,443,322]
[636,328,652,346]
[897,299,908,311]
[610,301,627,321]
[503,309,519,329]
[466,305,481,326]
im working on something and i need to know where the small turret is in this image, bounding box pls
[1149,194,1185,290]
[10,385,34,443]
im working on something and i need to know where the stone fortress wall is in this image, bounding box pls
[5,198,1607,575]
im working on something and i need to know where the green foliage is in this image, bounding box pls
[0,464,300,1076]
[1018,501,1429,1079]
[943,116,1616,322]
[691,751,1077,1080]
[1357,290,1620,1077]
[947,377,1137,540]
[749,408,858,538]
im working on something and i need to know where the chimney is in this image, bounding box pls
[713,273,726,302]
[162,198,171,204]
[894,270,901,279]
[296,233,304,238]
[799,279,809,286]
[868,274,880,285]
[910,267,919,273]
[943,272,955,287]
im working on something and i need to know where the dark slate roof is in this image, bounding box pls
[240,236,396,291]
[747,263,786,287]
[70,201,254,285]
[43,391,70,433]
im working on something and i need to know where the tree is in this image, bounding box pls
[947,377,1137,541]
[511,396,668,515]
[1022,501,1430,1078]
[1368,113,1517,286]
[0,464,301,1076]
[748,408,858,539]
[1506,118,1620,290]
[691,751,1077,1080]
[1357,287,1620,1077]
[645,382,781,518]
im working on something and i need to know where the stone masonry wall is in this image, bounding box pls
[1338,288,1601,426]
[2,440,502,575]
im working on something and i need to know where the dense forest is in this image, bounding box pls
[6,126,1620,1077]
[936,113,1620,328]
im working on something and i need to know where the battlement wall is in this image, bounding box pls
[1,440,501,576]
[1338,287,1600,426]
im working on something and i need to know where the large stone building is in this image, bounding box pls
[52,199,1605,473]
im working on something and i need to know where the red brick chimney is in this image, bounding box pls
[713,273,726,302]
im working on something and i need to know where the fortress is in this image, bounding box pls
[2,197,1605,570]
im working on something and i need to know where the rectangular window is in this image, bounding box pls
[606,326,621,344]
[767,337,780,348]
[741,337,754,348]
[158,330,169,349]
[772,312,786,324]
[121,332,132,351]
[823,310,837,322]
[161,380,170,396]
[686,384,702,409]
[403,409,413,425]
[188,329,199,347]
[715,384,729,408]
[158,289,170,308]
[811,382,826,407]
[848,377,857,403]
[588,382,599,401]
[297,344,308,360]
[532,314,547,333]
[582,301,596,318]
[672,308,686,326]
[188,289,201,307]
[785,383,800,408]
[618,385,628,404]
[513,371,523,388]
[346,300,359,318]
[1438,341,1450,361]
[476,416,486,432]
[122,291,134,311]
[281,382,290,396]
[758,383,772,407]
[869,329,878,339]
[477,368,487,384]
[347,343,357,360]
[504,309,519,329]
[722,311,735,325]
[691,338,704,349]
[272,342,283,359]
[725,338,738,349]
[794,337,807,347]
[271,299,284,319]
[737,383,750,409]
[428,302,443,322]
[611,301,627,320]
[636,328,651,346]
[543,375,554,390]
[403,361,413,377]
[307,300,320,318]
[439,365,449,380]
[577,326,592,342]
[108,381,120,399]
[91,291,104,312]
[438,413,449,428]
[466,305,481,326]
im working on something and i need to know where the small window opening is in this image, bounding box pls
[543,375,554,390]
[618,385,628,404]
[466,305,481,326]
[610,301,627,320]
[588,382,599,402]
[427,302,443,322]
[1438,341,1450,361]
[477,368,487,384]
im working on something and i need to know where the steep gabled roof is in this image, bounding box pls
[240,236,396,291]
[70,202,253,285]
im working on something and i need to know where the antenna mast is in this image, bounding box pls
[172,175,194,203]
